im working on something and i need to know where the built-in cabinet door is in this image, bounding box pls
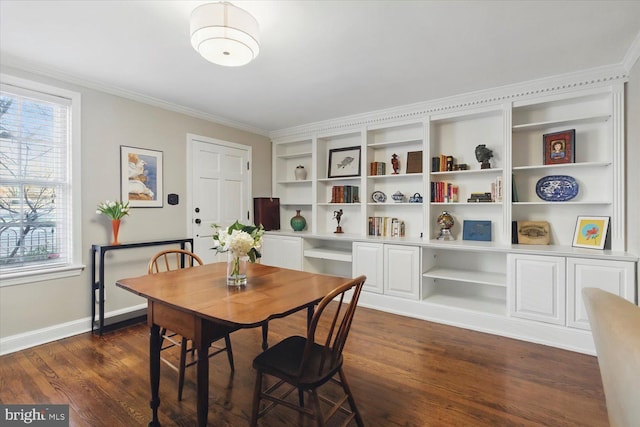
[567,258,636,330]
[352,242,384,294]
[508,254,566,325]
[384,244,420,299]
[260,235,303,271]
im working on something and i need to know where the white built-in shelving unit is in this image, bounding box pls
[267,75,637,354]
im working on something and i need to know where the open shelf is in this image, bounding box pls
[303,247,352,262]
[423,267,506,287]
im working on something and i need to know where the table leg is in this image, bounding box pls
[261,322,269,350]
[195,326,209,426]
[149,324,161,427]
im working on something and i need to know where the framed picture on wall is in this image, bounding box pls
[120,145,163,208]
[543,129,575,165]
[572,216,609,250]
[328,146,361,178]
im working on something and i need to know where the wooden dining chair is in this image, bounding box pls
[250,275,366,426]
[582,287,640,427]
[148,249,236,401]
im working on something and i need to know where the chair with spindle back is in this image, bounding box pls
[250,275,366,426]
[147,249,236,401]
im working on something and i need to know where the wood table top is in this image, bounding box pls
[116,262,348,328]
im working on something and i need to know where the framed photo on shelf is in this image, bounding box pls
[462,220,492,241]
[406,151,423,174]
[572,216,609,250]
[328,146,361,178]
[120,145,163,208]
[543,129,575,165]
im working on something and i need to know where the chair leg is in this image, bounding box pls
[224,334,235,371]
[298,388,304,407]
[338,368,364,427]
[177,337,188,401]
[250,370,263,427]
[309,389,325,427]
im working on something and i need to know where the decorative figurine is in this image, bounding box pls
[391,153,399,174]
[436,211,455,240]
[475,144,493,169]
[333,209,344,234]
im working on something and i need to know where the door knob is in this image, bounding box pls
[195,218,201,224]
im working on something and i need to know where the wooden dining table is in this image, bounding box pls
[116,262,351,427]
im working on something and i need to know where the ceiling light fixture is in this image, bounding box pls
[190,2,260,67]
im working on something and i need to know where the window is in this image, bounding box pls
[0,75,82,286]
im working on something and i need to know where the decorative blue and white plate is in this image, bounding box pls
[535,175,579,201]
[371,191,387,203]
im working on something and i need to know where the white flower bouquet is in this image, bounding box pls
[213,221,264,263]
[96,200,130,220]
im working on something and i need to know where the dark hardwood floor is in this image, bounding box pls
[0,306,608,426]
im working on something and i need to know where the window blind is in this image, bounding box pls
[0,83,73,274]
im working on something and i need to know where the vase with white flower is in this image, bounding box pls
[213,221,264,287]
[96,200,130,245]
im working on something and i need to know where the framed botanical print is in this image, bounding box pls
[572,216,609,249]
[120,145,163,208]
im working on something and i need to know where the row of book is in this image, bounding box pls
[431,154,454,172]
[330,185,360,203]
[368,217,405,237]
[369,161,387,176]
[430,182,459,203]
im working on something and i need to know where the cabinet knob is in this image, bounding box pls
[195,218,201,224]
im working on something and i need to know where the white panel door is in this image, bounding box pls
[260,235,303,270]
[567,258,635,330]
[508,254,566,325]
[352,242,384,294]
[189,136,250,264]
[384,244,420,299]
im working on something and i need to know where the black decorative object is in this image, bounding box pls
[475,144,493,169]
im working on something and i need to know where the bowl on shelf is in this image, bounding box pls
[391,191,405,203]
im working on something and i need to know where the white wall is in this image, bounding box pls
[0,66,271,347]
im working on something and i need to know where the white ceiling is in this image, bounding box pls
[1,1,639,135]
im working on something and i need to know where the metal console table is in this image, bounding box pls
[91,238,194,335]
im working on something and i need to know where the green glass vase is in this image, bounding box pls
[290,210,306,231]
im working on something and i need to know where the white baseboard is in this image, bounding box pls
[0,303,147,356]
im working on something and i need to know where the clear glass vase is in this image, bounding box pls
[227,253,248,287]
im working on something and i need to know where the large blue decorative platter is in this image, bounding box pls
[535,175,579,201]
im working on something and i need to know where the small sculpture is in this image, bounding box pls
[391,153,399,174]
[333,209,344,234]
[436,211,455,241]
[475,144,493,169]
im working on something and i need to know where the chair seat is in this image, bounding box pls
[253,335,343,389]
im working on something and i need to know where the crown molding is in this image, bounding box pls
[269,64,628,141]
[0,54,269,137]
[623,30,640,73]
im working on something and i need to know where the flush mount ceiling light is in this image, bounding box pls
[190,2,260,67]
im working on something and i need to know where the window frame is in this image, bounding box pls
[0,74,83,287]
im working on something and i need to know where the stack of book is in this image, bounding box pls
[491,176,503,202]
[430,181,459,203]
[467,192,493,202]
[330,185,359,203]
[368,217,405,237]
[370,162,386,175]
[431,154,454,172]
